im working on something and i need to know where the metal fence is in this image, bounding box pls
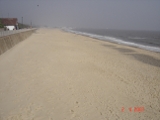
[0,28,37,37]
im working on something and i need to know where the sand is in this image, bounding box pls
[0,28,160,120]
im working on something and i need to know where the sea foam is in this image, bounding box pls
[62,28,160,53]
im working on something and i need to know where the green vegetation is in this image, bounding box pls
[0,19,31,29]
[0,19,4,28]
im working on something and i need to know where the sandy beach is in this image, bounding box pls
[0,28,160,120]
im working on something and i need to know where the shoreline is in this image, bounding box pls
[62,29,160,53]
[62,29,160,67]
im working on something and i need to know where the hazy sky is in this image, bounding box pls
[0,0,160,31]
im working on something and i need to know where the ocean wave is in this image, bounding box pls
[62,28,160,53]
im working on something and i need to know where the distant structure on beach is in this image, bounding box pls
[0,18,19,30]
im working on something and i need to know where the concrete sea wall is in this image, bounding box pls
[0,29,36,55]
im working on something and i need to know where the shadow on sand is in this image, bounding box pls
[131,54,160,67]
[102,44,160,67]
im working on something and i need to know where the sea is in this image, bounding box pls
[62,28,160,53]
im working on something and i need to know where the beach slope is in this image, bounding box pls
[0,28,160,119]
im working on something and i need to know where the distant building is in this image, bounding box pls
[1,18,19,30]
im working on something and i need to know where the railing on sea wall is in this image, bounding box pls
[0,28,37,37]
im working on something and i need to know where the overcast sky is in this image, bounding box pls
[0,0,160,31]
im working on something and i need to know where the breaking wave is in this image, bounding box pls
[62,28,160,53]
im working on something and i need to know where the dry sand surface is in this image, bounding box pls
[0,28,160,120]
